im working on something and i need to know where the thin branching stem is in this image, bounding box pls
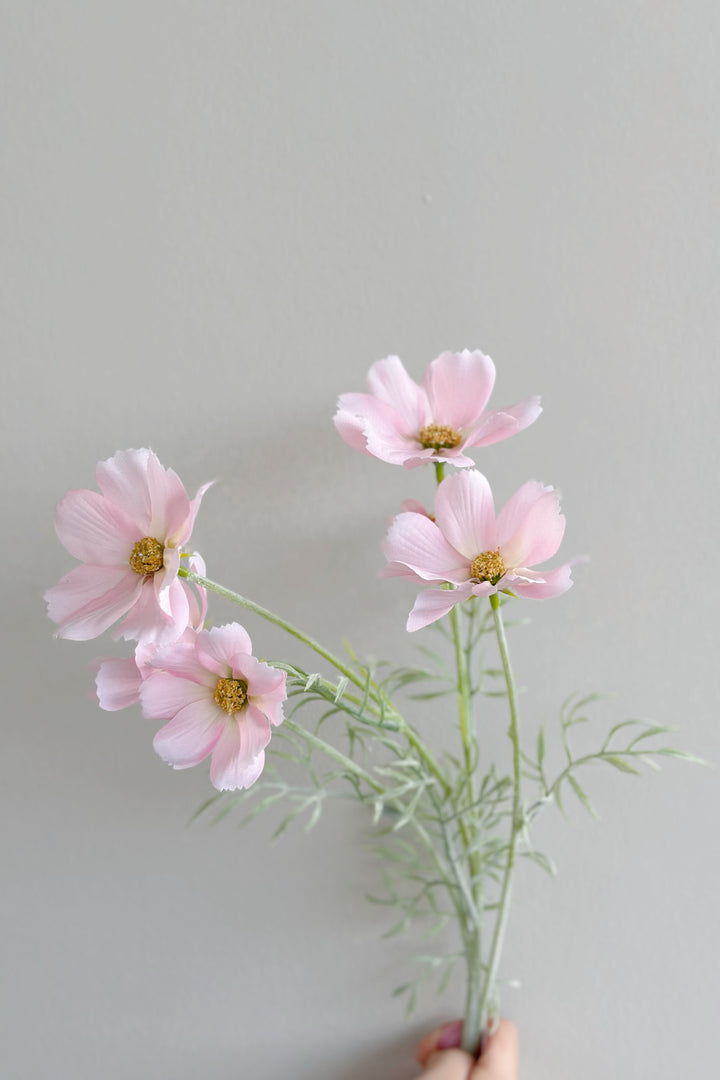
[181,568,451,796]
[473,594,522,1050]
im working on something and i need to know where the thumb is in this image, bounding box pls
[470,1020,519,1079]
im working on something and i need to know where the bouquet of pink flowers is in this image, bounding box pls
[46,349,692,1056]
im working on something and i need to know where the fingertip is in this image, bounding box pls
[425,1048,476,1075]
[415,1020,463,1066]
[472,1019,519,1077]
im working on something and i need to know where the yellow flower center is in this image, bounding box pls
[418,423,462,451]
[470,549,506,585]
[129,536,165,575]
[213,677,249,715]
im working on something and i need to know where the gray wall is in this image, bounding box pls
[2,3,718,1078]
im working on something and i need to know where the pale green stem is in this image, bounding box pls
[475,594,522,1045]
[284,720,454,899]
[431,465,485,1052]
[180,568,451,796]
[283,718,384,794]
[451,599,484,1054]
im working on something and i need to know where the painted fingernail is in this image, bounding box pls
[437,1020,463,1050]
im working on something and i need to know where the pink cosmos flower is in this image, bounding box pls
[45,449,211,645]
[334,350,541,469]
[383,470,574,631]
[141,623,287,791]
[95,554,208,712]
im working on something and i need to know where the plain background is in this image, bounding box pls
[2,3,718,1078]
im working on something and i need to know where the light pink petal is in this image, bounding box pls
[230,653,286,697]
[208,705,272,791]
[366,355,431,431]
[150,640,214,685]
[333,405,374,455]
[434,471,498,559]
[507,563,574,600]
[196,624,253,678]
[383,512,470,584]
[466,397,542,448]
[500,487,565,569]
[407,583,474,632]
[381,560,428,581]
[399,498,431,518]
[253,681,286,727]
[422,447,477,469]
[400,447,475,470]
[470,581,496,599]
[54,488,138,565]
[141,669,211,721]
[95,656,144,711]
[334,393,419,465]
[153,699,225,768]
[496,481,553,549]
[186,553,208,629]
[422,350,495,429]
[229,655,287,727]
[95,449,154,533]
[154,550,181,617]
[166,480,213,549]
[113,575,186,646]
[45,564,143,641]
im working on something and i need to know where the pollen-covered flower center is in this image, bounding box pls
[129,536,165,575]
[213,677,249,715]
[470,549,506,585]
[418,423,462,451]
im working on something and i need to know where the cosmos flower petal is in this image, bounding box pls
[186,552,208,629]
[253,682,287,727]
[231,653,286,696]
[166,480,214,549]
[153,699,225,769]
[334,392,419,465]
[496,481,554,548]
[114,576,191,646]
[95,449,154,534]
[421,350,495,429]
[467,397,542,448]
[141,669,211,721]
[45,565,143,641]
[407,584,474,632]
[95,656,144,711]
[507,563,574,599]
[434,471,498,559]
[366,355,431,431]
[149,640,213,684]
[196,624,253,678]
[55,489,137,565]
[383,512,470,584]
[501,488,565,568]
[208,705,272,791]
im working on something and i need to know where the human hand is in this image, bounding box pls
[414,1019,519,1079]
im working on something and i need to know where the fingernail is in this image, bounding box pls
[437,1020,463,1050]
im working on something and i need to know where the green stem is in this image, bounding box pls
[432,464,484,1050]
[284,720,455,901]
[449,606,474,787]
[283,719,384,794]
[181,569,362,688]
[449,602,484,1053]
[181,568,451,797]
[475,594,522,1044]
